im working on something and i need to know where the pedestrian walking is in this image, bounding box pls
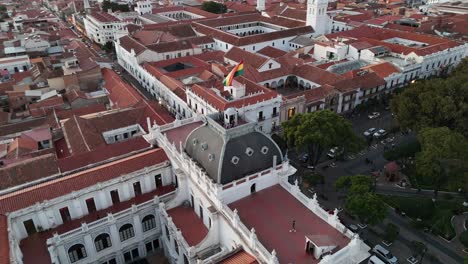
[290,220,296,232]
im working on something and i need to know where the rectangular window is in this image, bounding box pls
[85,198,97,213]
[110,190,120,204]
[23,219,36,235]
[287,107,296,120]
[133,182,142,196]
[199,205,204,221]
[155,174,163,188]
[59,207,71,223]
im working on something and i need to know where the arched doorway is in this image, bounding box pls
[250,183,256,194]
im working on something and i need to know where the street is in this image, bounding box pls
[287,106,465,264]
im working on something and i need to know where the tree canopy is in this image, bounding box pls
[335,175,387,225]
[391,58,468,137]
[201,1,227,14]
[102,0,129,12]
[416,127,468,192]
[283,110,362,165]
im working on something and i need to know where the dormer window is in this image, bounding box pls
[192,138,198,146]
[208,153,215,161]
[245,147,254,157]
[201,142,208,151]
[261,146,269,155]
[231,156,239,165]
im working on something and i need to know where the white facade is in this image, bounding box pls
[142,116,371,264]
[306,0,331,36]
[7,153,174,264]
[0,55,31,74]
[257,0,266,12]
[135,1,153,15]
[84,14,128,45]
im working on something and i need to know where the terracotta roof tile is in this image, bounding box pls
[0,154,59,191]
[0,148,168,214]
[219,250,258,264]
[257,46,288,58]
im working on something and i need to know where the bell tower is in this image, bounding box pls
[306,0,330,36]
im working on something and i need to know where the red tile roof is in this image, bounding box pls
[326,26,463,56]
[219,249,258,264]
[58,136,150,172]
[102,68,174,124]
[19,185,175,264]
[28,96,64,117]
[89,11,120,23]
[293,64,344,85]
[0,154,59,191]
[118,35,147,56]
[0,216,8,264]
[167,206,208,246]
[0,117,48,137]
[229,185,349,264]
[257,46,288,58]
[225,47,268,69]
[190,77,279,111]
[0,148,168,214]
[335,71,385,92]
[362,62,400,79]
[55,104,107,120]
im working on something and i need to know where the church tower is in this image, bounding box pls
[306,0,330,36]
[257,0,265,12]
[83,0,91,14]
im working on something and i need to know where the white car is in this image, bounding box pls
[368,112,380,119]
[364,128,377,137]
[372,245,398,264]
[373,129,387,138]
[327,147,343,159]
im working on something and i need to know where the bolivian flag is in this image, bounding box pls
[223,61,244,86]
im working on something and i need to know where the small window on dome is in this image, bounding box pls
[208,153,215,161]
[245,147,254,157]
[201,142,208,151]
[192,138,198,146]
[231,156,239,165]
[261,146,269,155]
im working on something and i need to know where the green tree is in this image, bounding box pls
[283,110,362,165]
[410,241,427,261]
[102,41,114,52]
[303,172,324,186]
[391,58,468,136]
[335,175,387,225]
[416,127,468,193]
[335,175,372,194]
[201,1,227,14]
[383,223,400,243]
[460,231,468,248]
[345,192,387,225]
[102,0,129,12]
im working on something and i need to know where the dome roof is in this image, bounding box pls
[184,124,283,184]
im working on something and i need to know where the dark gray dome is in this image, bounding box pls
[184,125,283,185]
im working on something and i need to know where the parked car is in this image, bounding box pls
[373,129,387,138]
[372,245,398,264]
[368,255,386,264]
[348,224,359,232]
[368,112,380,119]
[364,128,377,137]
[327,147,343,159]
[298,153,309,163]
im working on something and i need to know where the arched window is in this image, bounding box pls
[94,233,112,252]
[68,244,87,263]
[142,215,156,232]
[119,224,135,241]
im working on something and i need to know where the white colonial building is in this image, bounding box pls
[84,11,129,45]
